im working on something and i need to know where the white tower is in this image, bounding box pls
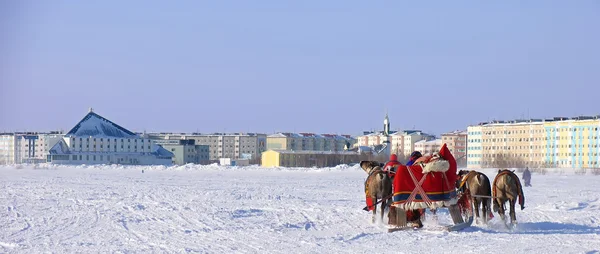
[383,113,390,137]
[382,113,391,158]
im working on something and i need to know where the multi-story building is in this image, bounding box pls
[154,139,210,165]
[266,133,303,151]
[414,139,442,156]
[150,133,267,161]
[396,130,436,157]
[442,130,468,166]
[543,116,600,168]
[358,132,390,147]
[266,133,356,152]
[0,134,15,164]
[466,115,600,169]
[466,125,483,168]
[0,132,64,164]
[47,109,173,165]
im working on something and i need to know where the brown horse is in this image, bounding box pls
[360,161,393,223]
[456,170,492,224]
[492,169,525,226]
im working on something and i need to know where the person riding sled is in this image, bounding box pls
[383,154,402,178]
[406,151,423,166]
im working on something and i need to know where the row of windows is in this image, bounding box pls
[473,136,600,144]
[478,153,600,158]
[479,127,600,136]
[547,127,600,132]
[548,161,600,166]
[71,137,148,143]
[467,160,600,166]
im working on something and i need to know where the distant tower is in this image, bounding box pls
[383,113,390,136]
[89,107,94,113]
[382,113,391,158]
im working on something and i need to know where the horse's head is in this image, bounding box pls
[360,161,380,174]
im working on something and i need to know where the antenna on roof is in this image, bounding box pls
[89,107,94,113]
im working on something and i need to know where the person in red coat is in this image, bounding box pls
[383,154,402,178]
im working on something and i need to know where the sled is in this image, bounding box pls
[385,144,474,232]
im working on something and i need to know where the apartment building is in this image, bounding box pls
[414,139,442,156]
[150,133,267,161]
[0,132,64,164]
[154,139,210,165]
[442,130,468,166]
[266,133,355,152]
[543,117,600,168]
[467,116,600,169]
[466,125,483,168]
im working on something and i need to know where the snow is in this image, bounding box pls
[1,164,599,253]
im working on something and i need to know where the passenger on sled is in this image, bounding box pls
[383,154,402,178]
[406,151,423,166]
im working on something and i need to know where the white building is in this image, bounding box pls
[47,109,173,165]
[414,139,443,156]
[0,132,64,164]
[388,130,436,156]
[149,133,267,161]
[398,130,436,156]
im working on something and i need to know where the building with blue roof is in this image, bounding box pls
[47,109,173,165]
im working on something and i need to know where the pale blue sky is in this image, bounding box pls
[1,1,599,136]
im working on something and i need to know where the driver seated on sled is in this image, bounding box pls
[383,154,401,178]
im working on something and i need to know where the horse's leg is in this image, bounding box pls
[473,198,481,224]
[372,196,377,223]
[509,198,517,225]
[497,198,506,222]
[380,198,386,223]
[482,198,489,223]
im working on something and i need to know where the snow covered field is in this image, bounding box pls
[1,164,599,253]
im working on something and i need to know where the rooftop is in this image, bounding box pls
[470,115,600,127]
[442,130,468,136]
[266,149,360,155]
[65,111,137,138]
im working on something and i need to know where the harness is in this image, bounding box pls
[364,168,384,197]
[492,170,525,210]
[457,170,479,191]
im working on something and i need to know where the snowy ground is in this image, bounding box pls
[1,164,599,254]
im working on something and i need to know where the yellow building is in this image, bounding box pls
[543,117,600,168]
[467,116,600,169]
[261,149,361,168]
